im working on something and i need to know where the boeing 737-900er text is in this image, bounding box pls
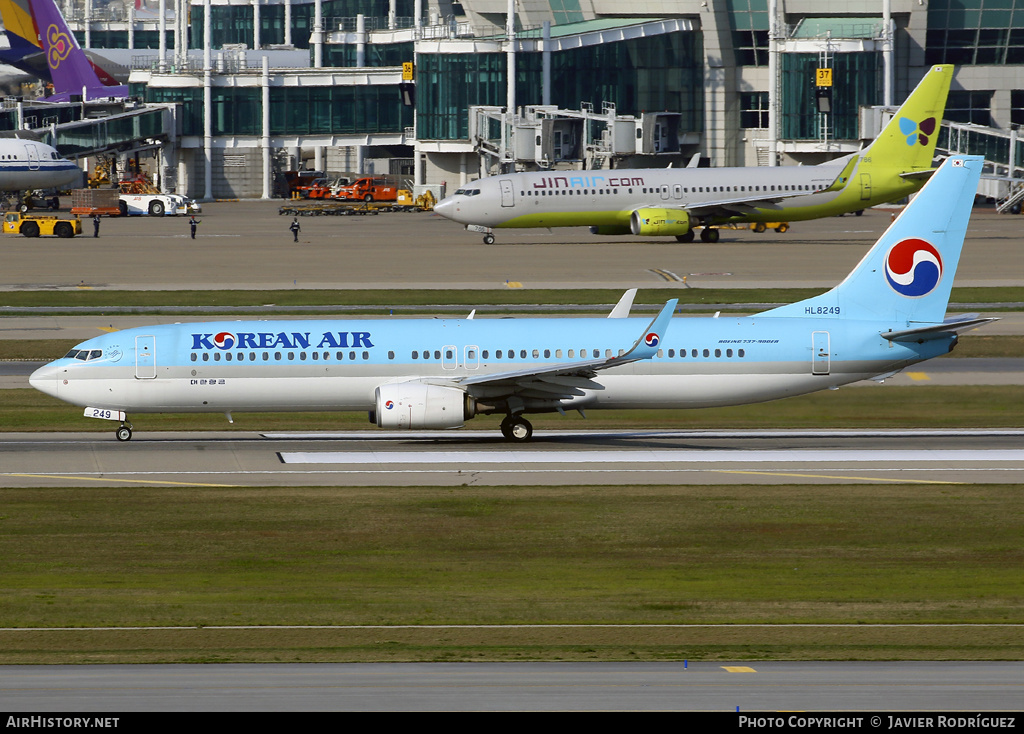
[30,155,993,443]
[434,65,953,244]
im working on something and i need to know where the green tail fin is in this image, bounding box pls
[861,65,954,173]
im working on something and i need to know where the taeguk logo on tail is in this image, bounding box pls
[213,332,236,349]
[645,332,660,348]
[885,238,943,297]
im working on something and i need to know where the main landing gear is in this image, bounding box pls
[500,414,533,442]
[116,421,133,442]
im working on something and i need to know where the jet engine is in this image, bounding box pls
[629,209,691,236]
[373,382,476,429]
[589,225,632,236]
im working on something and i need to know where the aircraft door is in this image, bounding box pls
[463,345,480,370]
[859,173,872,201]
[673,184,683,200]
[812,331,830,375]
[442,345,458,370]
[135,335,157,379]
[499,179,514,207]
[24,144,39,170]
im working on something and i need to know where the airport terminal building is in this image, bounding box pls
[35,0,1024,198]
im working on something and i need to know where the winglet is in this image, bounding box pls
[608,288,637,318]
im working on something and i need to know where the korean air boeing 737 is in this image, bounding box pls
[31,155,992,442]
[434,65,953,244]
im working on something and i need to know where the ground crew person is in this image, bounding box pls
[92,215,100,238]
[290,217,301,242]
[189,215,198,239]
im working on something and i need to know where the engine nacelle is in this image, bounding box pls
[589,225,632,236]
[629,208,691,236]
[374,382,475,429]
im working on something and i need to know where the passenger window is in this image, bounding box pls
[520,350,526,359]
[412,351,418,359]
[191,353,197,362]
[739,349,745,357]
[350,351,357,361]
[203,353,209,362]
[715,349,721,358]
[532,349,539,359]
[225,353,232,361]
[214,353,221,361]
[362,351,369,360]
[703,349,710,358]
[543,349,550,358]
[389,351,395,359]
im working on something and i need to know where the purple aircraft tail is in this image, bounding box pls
[29,0,128,101]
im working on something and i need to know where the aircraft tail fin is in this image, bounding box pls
[759,155,983,326]
[29,0,127,100]
[861,65,954,173]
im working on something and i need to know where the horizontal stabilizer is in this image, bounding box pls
[882,316,999,342]
[899,169,936,182]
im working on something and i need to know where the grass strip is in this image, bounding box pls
[1,483,1021,663]
[1,286,1022,309]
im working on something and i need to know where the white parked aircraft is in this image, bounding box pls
[30,156,993,442]
[434,66,954,243]
[0,134,82,196]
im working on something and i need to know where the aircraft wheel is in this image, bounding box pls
[700,227,719,243]
[675,230,695,243]
[854,209,864,217]
[116,425,133,442]
[501,416,533,442]
[483,234,495,245]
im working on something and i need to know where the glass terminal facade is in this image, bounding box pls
[417,31,703,141]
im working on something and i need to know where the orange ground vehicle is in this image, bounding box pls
[333,177,398,202]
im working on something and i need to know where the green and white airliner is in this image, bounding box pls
[434,65,954,244]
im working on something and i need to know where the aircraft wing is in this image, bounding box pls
[664,156,862,219]
[456,299,677,394]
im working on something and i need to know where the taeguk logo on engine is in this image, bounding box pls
[884,238,943,297]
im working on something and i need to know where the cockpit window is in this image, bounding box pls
[453,188,481,196]
[63,349,102,361]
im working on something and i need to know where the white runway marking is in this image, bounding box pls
[280,449,1024,465]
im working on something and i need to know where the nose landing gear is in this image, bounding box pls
[115,421,133,442]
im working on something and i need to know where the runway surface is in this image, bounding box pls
[3,661,1022,711]
[2,429,1022,487]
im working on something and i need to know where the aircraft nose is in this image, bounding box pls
[29,362,61,399]
[433,197,456,220]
